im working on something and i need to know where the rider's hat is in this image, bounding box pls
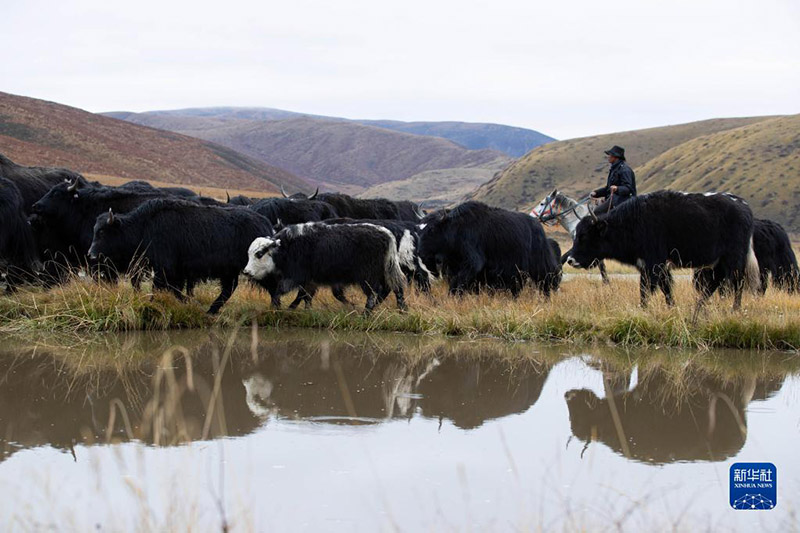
[604,146,625,160]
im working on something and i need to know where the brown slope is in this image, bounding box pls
[638,114,800,230]
[469,117,774,210]
[115,113,505,191]
[0,92,309,194]
[358,157,512,209]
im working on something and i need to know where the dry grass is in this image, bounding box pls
[2,273,800,349]
[469,116,773,211]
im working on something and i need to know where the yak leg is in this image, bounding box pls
[288,284,317,309]
[760,267,771,295]
[692,266,724,323]
[655,265,674,306]
[208,276,238,315]
[362,282,378,313]
[185,278,196,297]
[374,283,391,306]
[638,268,653,308]
[153,271,186,301]
[413,265,432,293]
[598,260,610,284]
[387,282,407,311]
[253,277,282,308]
[732,268,744,311]
[331,284,351,306]
[130,270,145,291]
[369,281,407,311]
[449,257,483,296]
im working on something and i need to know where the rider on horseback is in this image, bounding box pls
[590,145,637,215]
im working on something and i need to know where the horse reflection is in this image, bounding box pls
[564,365,785,464]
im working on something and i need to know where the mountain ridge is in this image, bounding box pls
[0,92,309,194]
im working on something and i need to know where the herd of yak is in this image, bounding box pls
[0,152,797,315]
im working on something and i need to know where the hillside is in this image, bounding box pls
[637,114,800,229]
[0,92,309,193]
[359,158,511,208]
[108,106,554,157]
[109,112,504,191]
[359,120,554,157]
[470,117,773,210]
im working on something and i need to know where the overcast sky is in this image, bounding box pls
[2,0,798,139]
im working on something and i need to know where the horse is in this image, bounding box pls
[531,189,610,284]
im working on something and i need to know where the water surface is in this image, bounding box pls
[0,329,797,531]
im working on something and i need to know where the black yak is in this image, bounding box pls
[88,199,273,314]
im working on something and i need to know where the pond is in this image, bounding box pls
[0,329,797,531]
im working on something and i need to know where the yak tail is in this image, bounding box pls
[384,238,406,293]
[745,236,761,293]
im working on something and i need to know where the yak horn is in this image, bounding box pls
[280,185,289,198]
[307,187,319,200]
[107,208,115,225]
[67,179,79,193]
[226,191,231,202]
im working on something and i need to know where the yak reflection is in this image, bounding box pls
[240,342,550,429]
[565,361,785,464]
[0,331,552,463]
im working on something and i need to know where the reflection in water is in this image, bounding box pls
[0,331,798,531]
[565,358,786,463]
[0,330,553,462]
[241,341,550,429]
[0,330,796,469]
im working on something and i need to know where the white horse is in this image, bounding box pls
[531,189,609,284]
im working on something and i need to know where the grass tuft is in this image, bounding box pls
[2,274,800,349]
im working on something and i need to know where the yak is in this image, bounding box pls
[274,216,434,310]
[244,222,407,312]
[418,201,561,297]
[0,153,87,212]
[0,178,42,290]
[316,192,422,221]
[89,198,273,314]
[567,191,758,311]
[694,218,799,295]
[750,219,797,293]
[249,197,339,226]
[30,180,181,282]
[323,217,433,292]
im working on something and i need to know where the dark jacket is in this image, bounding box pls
[593,160,637,199]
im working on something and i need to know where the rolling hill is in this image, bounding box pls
[0,92,309,193]
[637,114,800,229]
[358,158,511,209]
[107,112,506,192]
[107,106,554,157]
[358,120,554,157]
[469,116,774,210]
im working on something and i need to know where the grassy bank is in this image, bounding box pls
[2,275,800,350]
